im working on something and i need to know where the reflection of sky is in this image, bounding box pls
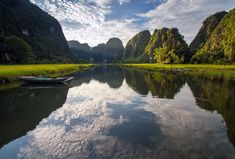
[0,80,235,158]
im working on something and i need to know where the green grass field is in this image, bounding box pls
[124,64,235,81]
[0,64,94,82]
[124,64,235,70]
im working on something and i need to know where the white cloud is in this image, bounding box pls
[30,0,138,47]
[30,0,235,46]
[138,0,235,44]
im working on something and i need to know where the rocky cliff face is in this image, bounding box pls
[145,27,190,63]
[68,38,124,63]
[68,41,91,52]
[123,30,151,63]
[0,0,71,63]
[190,11,227,51]
[192,8,235,63]
[92,44,106,63]
[104,38,124,62]
[68,40,91,62]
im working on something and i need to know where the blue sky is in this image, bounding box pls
[30,0,235,47]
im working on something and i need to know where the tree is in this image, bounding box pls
[4,35,35,63]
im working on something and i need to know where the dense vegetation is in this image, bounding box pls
[0,35,35,64]
[123,8,234,64]
[144,28,191,63]
[192,8,235,64]
[189,11,227,51]
[0,0,71,64]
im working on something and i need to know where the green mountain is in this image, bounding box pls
[123,30,151,63]
[0,0,71,64]
[192,8,235,63]
[145,27,190,63]
[190,11,227,51]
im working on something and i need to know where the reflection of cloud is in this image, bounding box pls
[118,0,130,5]
[0,81,234,158]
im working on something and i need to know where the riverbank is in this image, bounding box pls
[0,64,94,83]
[123,64,235,81]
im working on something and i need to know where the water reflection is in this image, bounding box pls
[0,85,69,147]
[0,66,235,158]
[123,69,149,95]
[108,104,161,147]
[71,66,124,89]
[187,77,235,146]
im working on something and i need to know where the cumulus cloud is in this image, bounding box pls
[138,0,235,43]
[30,0,235,46]
[30,0,138,46]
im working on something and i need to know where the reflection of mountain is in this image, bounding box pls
[187,77,235,146]
[0,85,69,147]
[92,66,124,88]
[71,66,124,89]
[144,72,185,99]
[123,68,185,99]
[123,68,149,95]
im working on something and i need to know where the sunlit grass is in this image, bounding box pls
[0,64,94,81]
[124,64,235,70]
[123,64,235,81]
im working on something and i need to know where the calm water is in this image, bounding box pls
[0,66,235,159]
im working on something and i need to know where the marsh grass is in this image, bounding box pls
[0,64,94,82]
[124,64,235,81]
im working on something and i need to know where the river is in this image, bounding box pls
[0,66,235,159]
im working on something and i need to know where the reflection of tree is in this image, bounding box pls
[123,69,149,95]
[187,77,235,147]
[0,86,69,147]
[144,72,185,99]
[123,68,185,99]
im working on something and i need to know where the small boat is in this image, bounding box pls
[18,76,74,84]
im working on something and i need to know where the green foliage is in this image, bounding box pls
[154,48,182,64]
[0,35,35,64]
[195,8,235,63]
[190,11,227,51]
[192,49,228,64]
[5,35,35,63]
[145,28,190,63]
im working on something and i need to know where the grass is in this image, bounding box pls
[124,64,235,70]
[0,64,94,82]
[123,64,235,81]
